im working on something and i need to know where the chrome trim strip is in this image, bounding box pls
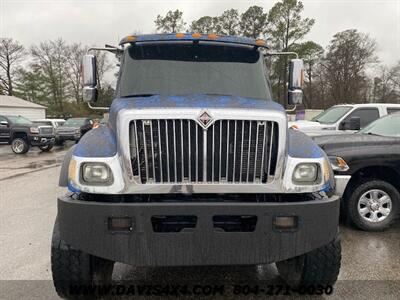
[150,121,156,181]
[173,120,177,182]
[188,121,191,182]
[239,121,244,182]
[246,121,252,182]
[253,123,259,182]
[202,129,207,181]
[157,120,163,183]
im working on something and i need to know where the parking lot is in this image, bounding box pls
[0,144,399,299]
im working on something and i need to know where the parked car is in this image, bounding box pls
[0,115,55,154]
[33,118,65,130]
[55,117,93,145]
[289,103,400,136]
[315,113,400,231]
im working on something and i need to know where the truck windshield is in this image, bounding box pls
[359,114,400,137]
[6,116,33,125]
[119,42,272,100]
[64,118,86,126]
[312,106,352,124]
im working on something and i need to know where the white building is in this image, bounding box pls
[0,95,46,120]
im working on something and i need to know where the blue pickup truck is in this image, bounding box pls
[51,33,341,296]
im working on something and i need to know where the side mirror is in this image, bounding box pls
[81,54,98,103]
[0,120,8,127]
[288,59,304,105]
[340,117,361,131]
[349,117,361,130]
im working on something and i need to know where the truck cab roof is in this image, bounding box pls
[119,33,268,48]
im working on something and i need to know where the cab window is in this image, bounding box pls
[341,108,379,129]
[387,108,400,115]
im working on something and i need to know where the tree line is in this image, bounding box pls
[1,0,399,117]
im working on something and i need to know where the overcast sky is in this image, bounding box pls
[1,0,399,65]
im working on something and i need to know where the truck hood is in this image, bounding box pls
[288,120,328,130]
[314,133,400,155]
[109,94,284,130]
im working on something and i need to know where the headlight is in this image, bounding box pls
[30,127,39,134]
[75,128,80,134]
[81,162,113,185]
[329,156,349,171]
[292,163,319,183]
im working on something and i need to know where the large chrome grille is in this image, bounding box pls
[130,119,278,184]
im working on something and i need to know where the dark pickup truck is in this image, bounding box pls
[315,113,400,231]
[0,115,55,154]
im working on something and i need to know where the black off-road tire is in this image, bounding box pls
[11,137,29,154]
[346,180,399,231]
[51,218,114,299]
[39,144,54,152]
[276,235,341,288]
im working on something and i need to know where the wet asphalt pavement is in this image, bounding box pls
[0,144,400,299]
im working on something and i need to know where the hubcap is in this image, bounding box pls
[13,140,24,153]
[358,189,392,223]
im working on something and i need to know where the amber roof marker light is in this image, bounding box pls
[207,34,218,40]
[255,39,266,46]
[125,35,136,42]
[191,33,202,38]
[175,33,185,38]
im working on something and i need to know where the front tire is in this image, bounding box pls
[51,218,114,299]
[11,138,29,154]
[346,180,399,231]
[276,235,341,287]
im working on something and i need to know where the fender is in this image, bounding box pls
[73,126,117,157]
[59,126,117,187]
[288,129,325,159]
[59,145,75,187]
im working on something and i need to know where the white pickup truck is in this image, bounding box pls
[289,103,400,136]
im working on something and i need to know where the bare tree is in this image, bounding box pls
[372,64,400,103]
[322,29,378,105]
[30,39,71,113]
[67,43,87,102]
[0,38,25,96]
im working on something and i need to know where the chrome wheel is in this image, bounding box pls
[358,189,392,223]
[12,139,25,153]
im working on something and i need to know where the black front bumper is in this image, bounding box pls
[58,195,340,267]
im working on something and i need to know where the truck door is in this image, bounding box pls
[339,108,380,130]
[0,116,11,143]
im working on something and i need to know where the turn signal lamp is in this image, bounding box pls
[68,158,77,183]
